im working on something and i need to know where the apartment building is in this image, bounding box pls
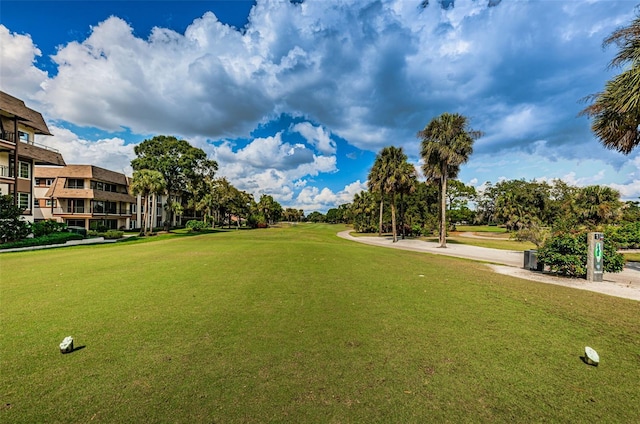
[34,165,136,230]
[133,192,184,230]
[0,91,66,221]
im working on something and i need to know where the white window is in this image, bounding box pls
[18,161,30,179]
[18,193,30,210]
[45,199,57,207]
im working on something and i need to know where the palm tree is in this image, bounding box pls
[368,146,417,242]
[367,155,387,236]
[192,176,218,228]
[350,190,377,233]
[419,113,482,247]
[573,185,622,228]
[581,15,640,154]
[397,161,418,239]
[130,169,166,235]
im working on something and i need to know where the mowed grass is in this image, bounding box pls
[455,225,508,233]
[425,235,536,251]
[1,224,639,423]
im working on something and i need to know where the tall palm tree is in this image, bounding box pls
[419,113,482,247]
[368,155,386,236]
[130,169,166,236]
[581,15,640,154]
[368,146,417,242]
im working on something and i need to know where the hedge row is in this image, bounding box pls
[0,232,84,250]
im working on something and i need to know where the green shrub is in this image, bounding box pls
[0,232,84,250]
[186,220,208,232]
[30,220,67,237]
[247,214,267,229]
[103,230,124,239]
[606,222,640,249]
[87,230,124,239]
[538,231,624,277]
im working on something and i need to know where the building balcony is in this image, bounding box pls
[0,165,13,178]
[51,206,132,217]
[1,131,16,143]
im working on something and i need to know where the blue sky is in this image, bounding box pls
[1,0,639,213]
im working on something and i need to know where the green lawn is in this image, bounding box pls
[1,224,639,423]
[455,225,508,233]
[623,252,640,262]
[426,236,536,251]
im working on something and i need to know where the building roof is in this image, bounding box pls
[37,165,135,203]
[20,143,66,166]
[0,91,52,136]
[36,165,129,185]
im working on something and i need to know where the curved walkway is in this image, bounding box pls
[337,230,640,301]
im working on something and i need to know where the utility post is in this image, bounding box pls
[587,232,604,282]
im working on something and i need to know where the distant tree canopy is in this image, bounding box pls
[306,211,326,223]
[131,135,218,228]
[346,175,631,240]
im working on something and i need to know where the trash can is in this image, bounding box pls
[524,250,542,271]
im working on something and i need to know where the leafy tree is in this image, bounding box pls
[419,113,481,247]
[215,178,239,228]
[474,181,497,225]
[404,181,440,235]
[0,193,30,243]
[325,208,342,223]
[621,200,640,223]
[514,219,551,249]
[446,179,476,227]
[229,189,254,229]
[283,208,304,222]
[131,135,218,229]
[581,14,640,154]
[257,194,282,225]
[191,176,219,228]
[130,169,166,235]
[606,221,640,249]
[307,211,326,223]
[492,180,552,231]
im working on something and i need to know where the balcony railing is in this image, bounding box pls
[1,131,16,143]
[0,165,13,178]
[31,141,60,153]
[66,206,86,214]
[0,131,60,152]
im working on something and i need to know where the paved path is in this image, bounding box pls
[337,230,640,301]
[0,237,117,253]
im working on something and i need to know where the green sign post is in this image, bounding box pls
[587,232,604,282]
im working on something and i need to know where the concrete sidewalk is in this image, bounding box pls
[0,237,117,253]
[337,230,523,266]
[337,230,640,301]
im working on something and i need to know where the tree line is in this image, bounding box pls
[128,135,294,234]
